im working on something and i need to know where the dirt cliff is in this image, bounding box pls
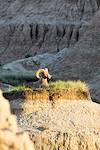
[8,95,100,150]
[0,89,34,150]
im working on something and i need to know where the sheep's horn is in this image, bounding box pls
[36,69,45,79]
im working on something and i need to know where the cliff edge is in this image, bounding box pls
[0,89,34,150]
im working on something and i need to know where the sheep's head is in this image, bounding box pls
[43,68,52,79]
[36,68,51,79]
[36,68,52,87]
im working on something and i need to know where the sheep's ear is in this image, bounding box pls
[48,74,52,79]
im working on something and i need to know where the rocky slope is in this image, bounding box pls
[0,0,100,102]
[2,47,100,103]
[2,8,100,102]
[0,0,99,63]
[8,96,100,150]
[0,89,34,150]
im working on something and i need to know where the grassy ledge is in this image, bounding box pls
[49,80,89,91]
[4,80,91,101]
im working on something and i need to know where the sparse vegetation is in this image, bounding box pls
[10,85,32,92]
[3,80,91,101]
[49,80,91,100]
[49,80,89,92]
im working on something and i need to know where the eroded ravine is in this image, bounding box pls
[0,0,99,63]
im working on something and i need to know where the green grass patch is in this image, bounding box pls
[49,80,89,92]
[3,80,91,101]
[10,85,33,92]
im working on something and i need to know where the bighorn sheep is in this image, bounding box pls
[36,68,52,88]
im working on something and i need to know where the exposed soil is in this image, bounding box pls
[3,88,91,102]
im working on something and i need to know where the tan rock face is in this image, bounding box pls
[0,89,34,150]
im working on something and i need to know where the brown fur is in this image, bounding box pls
[36,68,51,88]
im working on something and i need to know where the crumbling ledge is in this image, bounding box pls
[3,88,91,102]
[2,89,100,150]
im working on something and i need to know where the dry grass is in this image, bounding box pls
[10,85,32,92]
[49,80,91,100]
[50,80,89,91]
